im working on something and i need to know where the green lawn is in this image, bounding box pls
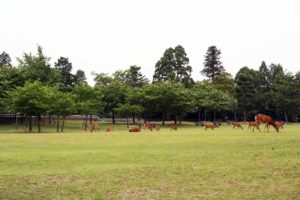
[0,122,299,199]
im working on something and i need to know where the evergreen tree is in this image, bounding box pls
[54,57,74,90]
[201,46,224,81]
[74,70,87,86]
[0,51,12,67]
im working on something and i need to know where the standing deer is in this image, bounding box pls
[204,124,218,130]
[275,121,284,129]
[170,124,177,131]
[232,122,243,129]
[248,121,261,132]
[255,114,279,132]
[90,123,100,132]
[106,125,113,132]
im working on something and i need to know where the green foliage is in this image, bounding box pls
[17,46,59,84]
[201,46,224,81]
[54,57,74,91]
[0,51,12,67]
[73,70,87,86]
[153,45,193,87]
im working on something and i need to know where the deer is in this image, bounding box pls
[204,124,218,130]
[170,124,177,131]
[275,121,284,129]
[155,125,160,131]
[248,121,261,132]
[144,123,153,131]
[129,124,142,132]
[90,123,100,133]
[232,122,243,129]
[106,125,113,132]
[255,114,279,132]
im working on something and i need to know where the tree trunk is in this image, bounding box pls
[56,115,60,133]
[126,116,129,128]
[48,115,52,125]
[132,113,135,123]
[243,111,247,122]
[234,111,237,121]
[61,116,65,132]
[174,113,177,124]
[204,109,207,121]
[162,112,166,125]
[284,111,288,122]
[85,115,88,131]
[37,115,41,133]
[213,111,216,122]
[112,111,115,124]
[198,108,201,122]
[90,115,93,124]
[15,113,18,130]
[28,115,32,132]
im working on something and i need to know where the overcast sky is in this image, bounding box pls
[1,0,299,85]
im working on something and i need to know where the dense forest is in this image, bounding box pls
[0,45,299,132]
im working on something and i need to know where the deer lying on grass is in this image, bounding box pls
[129,124,142,132]
[106,125,113,132]
[255,114,279,132]
[232,122,243,129]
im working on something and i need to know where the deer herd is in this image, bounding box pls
[87,114,284,133]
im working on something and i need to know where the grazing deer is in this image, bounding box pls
[90,123,100,133]
[170,124,177,131]
[248,121,261,132]
[129,124,142,132]
[255,114,279,132]
[275,121,284,129]
[232,122,243,129]
[106,125,113,132]
[204,124,218,130]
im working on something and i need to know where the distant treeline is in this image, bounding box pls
[0,45,299,132]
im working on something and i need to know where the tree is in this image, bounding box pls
[93,72,113,86]
[73,85,103,131]
[74,70,87,86]
[54,57,74,91]
[235,67,260,121]
[114,103,144,127]
[48,87,76,132]
[201,46,224,81]
[3,81,49,132]
[101,80,128,123]
[212,70,234,94]
[125,65,149,87]
[17,46,59,84]
[0,51,12,67]
[153,45,193,86]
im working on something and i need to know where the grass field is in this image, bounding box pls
[0,122,299,199]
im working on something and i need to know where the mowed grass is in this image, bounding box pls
[0,122,299,199]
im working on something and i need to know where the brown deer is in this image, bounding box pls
[144,123,153,131]
[90,123,100,133]
[155,125,160,131]
[232,122,243,129]
[275,121,284,129]
[106,125,113,132]
[248,121,261,132]
[204,124,218,130]
[170,124,177,131]
[129,124,142,132]
[255,114,279,132]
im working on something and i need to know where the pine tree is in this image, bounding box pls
[201,46,224,81]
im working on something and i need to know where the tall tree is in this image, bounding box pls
[54,57,74,90]
[17,46,59,84]
[201,46,224,81]
[0,51,12,67]
[74,69,87,86]
[235,67,260,121]
[125,65,149,87]
[153,45,193,86]
[93,72,113,86]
